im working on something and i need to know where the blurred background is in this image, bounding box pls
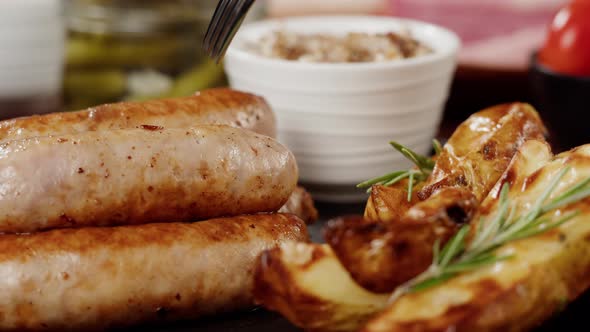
[0,0,570,140]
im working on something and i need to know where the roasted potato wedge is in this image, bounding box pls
[365,141,590,332]
[324,215,457,293]
[363,103,546,227]
[419,102,546,201]
[339,104,547,294]
[327,187,478,293]
[364,185,415,222]
[254,242,388,332]
[484,140,553,205]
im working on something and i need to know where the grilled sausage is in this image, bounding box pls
[0,88,276,142]
[0,214,308,331]
[0,125,297,233]
[279,186,319,224]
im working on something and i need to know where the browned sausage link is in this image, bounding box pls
[324,215,457,293]
[0,125,297,233]
[278,186,319,224]
[0,214,308,331]
[0,88,276,141]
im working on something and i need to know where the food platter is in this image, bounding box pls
[127,202,590,332]
[116,202,589,332]
[2,2,590,330]
[135,294,590,332]
[0,93,588,331]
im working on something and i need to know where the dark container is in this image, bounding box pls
[530,53,590,152]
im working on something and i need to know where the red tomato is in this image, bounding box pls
[538,0,590,77]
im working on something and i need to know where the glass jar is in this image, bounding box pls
[63,0,243,110]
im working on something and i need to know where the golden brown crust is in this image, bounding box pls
[279,186,319,224]
[419,102,547,202]
[324,215,457,293]
[253,243,388,332]
[0,88,276,141]
[0,214,308,331]
[364,185,415,223]
[254,246,324,327]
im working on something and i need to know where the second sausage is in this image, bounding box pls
[0,125,297,233]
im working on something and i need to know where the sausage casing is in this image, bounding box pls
[278,186,319,224]
[0,125,297,233]
[0,88,276,141]
[0,214,308,331]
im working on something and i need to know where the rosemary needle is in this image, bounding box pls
[357,140,440,199]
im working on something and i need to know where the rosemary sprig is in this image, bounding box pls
[357,139,442,201]
[389,167,590,302]
[433,139,443,155]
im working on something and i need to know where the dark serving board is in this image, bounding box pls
[123,202,590,332]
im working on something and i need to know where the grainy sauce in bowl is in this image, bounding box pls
[247,31,433,63]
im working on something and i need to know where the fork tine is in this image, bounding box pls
[209,0,246,62]
[213,16,246,63]
[210,0,255,63]
[208,0,244,59]
[203,0,225,50]
[203,0,234,52]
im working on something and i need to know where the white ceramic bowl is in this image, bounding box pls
[225,16,460,202]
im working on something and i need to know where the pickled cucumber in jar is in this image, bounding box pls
[63,0,229,110]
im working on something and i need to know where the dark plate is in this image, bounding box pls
[119,201,590,332]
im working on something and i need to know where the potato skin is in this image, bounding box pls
[254,243,388,332]
[324,215,457,293]
[364,185,415,222]
[419,102,546,202]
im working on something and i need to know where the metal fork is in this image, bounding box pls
[203,0,256,63]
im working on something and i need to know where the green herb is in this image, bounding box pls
[357,139,442,200]
[389,167,590,302]
[432,139,443,155]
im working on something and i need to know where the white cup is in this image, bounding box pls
[225,16,460,202]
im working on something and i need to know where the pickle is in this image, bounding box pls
[127,60,226,101]
[166,60,226,97]
[62,0,223,110]
[64,70,126,99]
[66,36,196,69]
